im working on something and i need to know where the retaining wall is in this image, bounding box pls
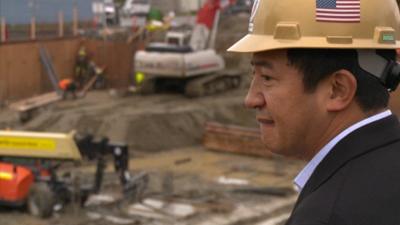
[0,37,136,102]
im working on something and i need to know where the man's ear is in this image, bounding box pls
[326,69,357,112]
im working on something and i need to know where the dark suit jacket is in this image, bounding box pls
[286,115,400,225]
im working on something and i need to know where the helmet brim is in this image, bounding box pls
[228,34,400,53]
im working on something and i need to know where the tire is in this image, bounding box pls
[27,183,54,218]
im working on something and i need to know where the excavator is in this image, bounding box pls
[0,130,146,218]
[134,0,242,97]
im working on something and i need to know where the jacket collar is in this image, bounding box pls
[297,114,400,202]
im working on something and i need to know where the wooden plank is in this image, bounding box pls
[9,92,61,112]
[77,74,99,98]
[203,121,273,158]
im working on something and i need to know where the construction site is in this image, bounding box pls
[1,1,400,225]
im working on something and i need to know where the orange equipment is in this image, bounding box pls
[0,131,81,218]
[0,130,139,218]
[0,162,34,204]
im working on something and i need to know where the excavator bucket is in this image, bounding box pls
[0,130,82,160]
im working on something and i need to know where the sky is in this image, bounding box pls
[0,0,94,24]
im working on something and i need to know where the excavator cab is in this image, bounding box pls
[145,30,193,53]
[165,31,191,47]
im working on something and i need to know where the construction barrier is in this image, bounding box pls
[0,38,138,103]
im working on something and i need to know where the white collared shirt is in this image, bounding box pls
[294,110,392,192]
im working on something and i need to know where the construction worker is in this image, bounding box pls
[229,0,400,224]
[59,78,77,99]
[75,46,89,88]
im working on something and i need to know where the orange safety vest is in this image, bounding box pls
[59,79,73,91]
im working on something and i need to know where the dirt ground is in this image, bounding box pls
[0,12,307,225]
[0,146,304,225]
[0,84,305,225]
[1,86,256,150]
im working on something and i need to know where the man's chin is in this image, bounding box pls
[261,140,280,154]
[269,148,303,159]
[262,142,294,158]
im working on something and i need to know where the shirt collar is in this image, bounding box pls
[293,109,392,192]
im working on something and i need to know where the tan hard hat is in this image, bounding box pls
[228,0,400,53]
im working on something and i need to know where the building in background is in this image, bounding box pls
[119,0,150,27]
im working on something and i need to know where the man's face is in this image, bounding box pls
[245,50,327,159]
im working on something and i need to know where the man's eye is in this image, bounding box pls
[261,75,272,81]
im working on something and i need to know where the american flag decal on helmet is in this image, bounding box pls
[316,0,360,23]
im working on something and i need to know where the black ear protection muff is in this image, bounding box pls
[357,50,400,92]
[382,60,400,92]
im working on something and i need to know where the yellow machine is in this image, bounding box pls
[0,130,141,218]
[0,130,82,160]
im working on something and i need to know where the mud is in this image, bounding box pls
[0,86,256,152]
[0,85,304,225]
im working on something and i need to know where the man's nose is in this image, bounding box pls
[244,80,265,109]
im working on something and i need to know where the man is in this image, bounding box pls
[228,0,400,224]
[75,46,89,88]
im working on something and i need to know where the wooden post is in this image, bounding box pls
[92,15,98,29]
[30,16,36,40]
[58,11,64,37]
[0,17,6,43]
[73,6,78,36]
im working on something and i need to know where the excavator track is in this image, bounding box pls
[184,70,242,97]
[137,70,242,97]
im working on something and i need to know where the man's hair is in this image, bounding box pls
[286,49,395,112]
